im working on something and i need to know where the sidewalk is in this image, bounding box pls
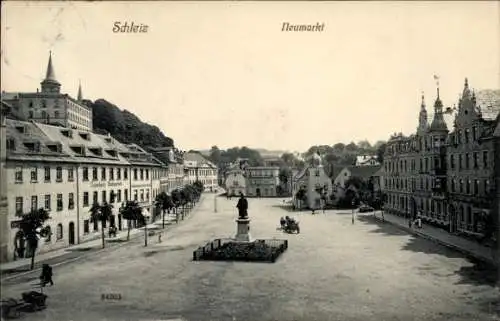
[0,196,206,279]
[365,210,497,266]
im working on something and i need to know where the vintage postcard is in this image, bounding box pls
[1,1,499,321]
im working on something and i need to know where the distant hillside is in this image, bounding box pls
[90,99,174,147]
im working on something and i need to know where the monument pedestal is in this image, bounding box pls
[235,217,251,242]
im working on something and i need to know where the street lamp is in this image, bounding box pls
[214,195,217,213]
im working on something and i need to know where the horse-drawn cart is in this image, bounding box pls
[1,291,47,319]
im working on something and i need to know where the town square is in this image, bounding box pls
[1,1,500,321]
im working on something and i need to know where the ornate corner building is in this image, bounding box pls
[382,79,500,238]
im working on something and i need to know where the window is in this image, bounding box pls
[146,189,150,201]
[109,168,114,180]
[464,129,469,144]
[31,196,38,211]
[110,191,115,203]
[102,191,107,203]
[83,220,90,234]
[29,111,34,118]
[124,169,128,179]
[101,167,106,180]
[44,194,51,210]
[117,168,121,180]
[450,155,455,169]
[31,167,38,182]
[459,180,463,194]
[124,189,128,201]
[140,169,144,180]
[134,190,138,201]
[56,167,63,182]
[68,167,74,181]
[472,126,477,140]
[474,180,479,195]
[465,153,470,169]
[466,180,470,194]
[483,151,489,168]
[83,167,89,181]
[83,192,89,207]
[15,167,23,182]
[134,169,138,180]
[44,166,51,181]
[93,192,98,205]
[57,194,63,211]
[117,190,122,203]
[458,154,463,170]
[56,224,63,240]
[140,189,144,202]
[146,169,149,180]
[485,180,490,194]
[15,197,23,214]
[451,179,456,193]
[68,193,74,209]
[92,167,98,180]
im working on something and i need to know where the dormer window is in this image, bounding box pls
[15,125,26,133]
[47,143,62,153]
[61,129,73,138]
[70,146,84,155]
[104,137,113,144]
[106,150,117,157]
[79,133,90,141]
[88,147,103,156]
[24,142,41,152]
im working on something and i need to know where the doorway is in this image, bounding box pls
[256,188,261,197]
[69,222,75,245]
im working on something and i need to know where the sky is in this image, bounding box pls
[1,1,499,152]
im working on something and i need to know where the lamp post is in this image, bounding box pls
[144,215,149,247]
[214,195,217,213]
[352,199,356,224]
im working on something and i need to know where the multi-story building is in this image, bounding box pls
[4,120,168,261]
[148,147,186,193]
[292,153,332,209]
[2,52,93,131]
[246,166,280,197]
[0,102,11,262]
[332,164,381,201]
[183,152,218,192]
[224,167,247,196]
[383,78,500,239]
[446,80,499,236]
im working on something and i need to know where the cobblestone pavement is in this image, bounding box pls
[2,196,500,321]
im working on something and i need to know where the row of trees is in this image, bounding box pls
[207,146,264,167]
[15,181,205,270]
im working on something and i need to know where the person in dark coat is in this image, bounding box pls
[236,193,248,219]
[40,264,54,286]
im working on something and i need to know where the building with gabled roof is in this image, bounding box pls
[183,151,218,192]
[382,78,500,240]
[292,153,332,210]
[3,119,169,261]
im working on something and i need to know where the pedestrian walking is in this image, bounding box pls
[158,232,162,243]
[40,264,54,286]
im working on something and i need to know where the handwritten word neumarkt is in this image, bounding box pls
[113,21,149,33]
[282,22,325,32]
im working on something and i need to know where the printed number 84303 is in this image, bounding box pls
[101,293,122,300]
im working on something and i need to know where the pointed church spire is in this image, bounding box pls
[429,77,447,132]
[462,77,471,99]
[41,51,61,93]
[77,80,83,101]
[421,91,426,109]
[45,51,57,81]
[417,91,428,134]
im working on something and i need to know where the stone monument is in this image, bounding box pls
[235,193,251,242]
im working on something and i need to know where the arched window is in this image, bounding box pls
[56,223,63,240]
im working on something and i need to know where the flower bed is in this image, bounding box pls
[193,238,288,263]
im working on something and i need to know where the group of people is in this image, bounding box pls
[280,216,298,229]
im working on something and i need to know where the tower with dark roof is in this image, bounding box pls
[77,80,83,101]
[417,92,429,134]
[40,51,61,94]
[429,82,448,133]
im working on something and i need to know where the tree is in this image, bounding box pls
[120,201,143,241]
[155,192,174,229]
[332,143,346,153]
[89,202,113,249]
[345,142,358,152]
[357,140,372,150]
[18,208,51,270]
[376,142,387,164]
[209,145,222,164]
